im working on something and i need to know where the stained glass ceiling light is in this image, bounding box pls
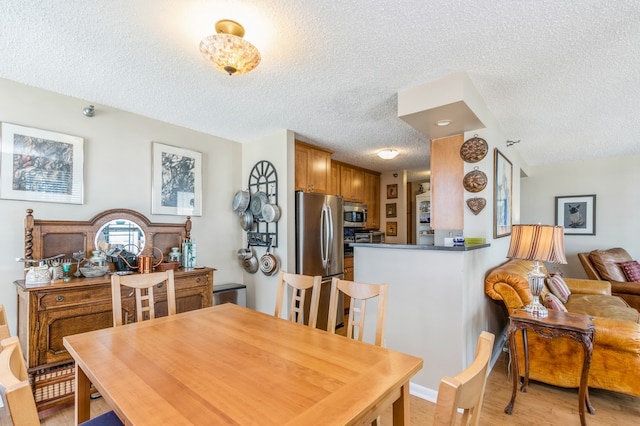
[199,20,261,76]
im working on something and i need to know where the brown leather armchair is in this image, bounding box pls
[578,248,640,312]
[486,259,640,398]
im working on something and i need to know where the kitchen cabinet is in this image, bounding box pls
[339,164,364,203]
[295,141,332,194]
[416,193,434,245]
[344,256,354,313]
[330,161,340,196]
[363,171,381,229]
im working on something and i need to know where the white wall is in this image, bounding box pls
[240,130,294,314]
[521,155,640,277]
[0,78,245,334]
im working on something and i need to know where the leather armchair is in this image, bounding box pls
[486,259,640,398]
[578,248,640,312]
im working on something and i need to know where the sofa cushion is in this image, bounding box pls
[547,274,570,303]
[565,294,640,323]
[619,260,640,282]
[589,248,632,282]
[544,293,568,312]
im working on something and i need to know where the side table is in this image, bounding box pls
[505,309,595,426]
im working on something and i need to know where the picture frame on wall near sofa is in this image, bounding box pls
[493,148,512,238]
[152,142,202,216]
[0,122,84,204]
[555,194,596,235]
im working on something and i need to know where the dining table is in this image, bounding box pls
[63,303,423,425]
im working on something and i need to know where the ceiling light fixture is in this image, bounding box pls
[377,149,399,160]
[436,119,452,127]
[199,19,261,76]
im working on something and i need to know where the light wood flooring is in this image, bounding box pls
[4,351,640,425]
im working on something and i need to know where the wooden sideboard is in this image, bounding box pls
[14,208,215,411]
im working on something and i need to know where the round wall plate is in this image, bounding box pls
[463,169,487,193]
[460,136,488,163]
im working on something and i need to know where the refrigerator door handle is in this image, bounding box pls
[320,202,330,269]
[326,202,334,267]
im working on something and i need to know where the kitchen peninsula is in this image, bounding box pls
[350,241,494,400]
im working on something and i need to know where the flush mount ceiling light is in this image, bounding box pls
[199,19,261,76]
[436,119,452,127]
[377,149,399,160]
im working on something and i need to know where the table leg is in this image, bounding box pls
[75,363,91,425]
[579,333,596,425]
[392,382,410,425]
[505,324,518,415]
[521,328,529,392]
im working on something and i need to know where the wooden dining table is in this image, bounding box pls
[63,303,423,425]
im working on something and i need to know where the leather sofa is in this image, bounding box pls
[578,248,640,312]
[485,259,640,398]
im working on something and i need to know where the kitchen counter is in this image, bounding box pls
[349,242,490,251]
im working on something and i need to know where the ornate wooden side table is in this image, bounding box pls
[505,309,595,426]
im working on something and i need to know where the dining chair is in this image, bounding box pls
[274,270,322,328]
[0,304,9,340]
[327,277,388,347]
[0,336,123,425]
[111,270,176,326]
[432,331,495,425]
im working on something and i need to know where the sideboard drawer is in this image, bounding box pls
[38,285,112,310]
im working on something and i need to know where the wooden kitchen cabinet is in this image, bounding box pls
[295,141,332,194]
[14,208,215,411]
[363,171,381,229]
[330,161,340,196]
[339,163,364,203]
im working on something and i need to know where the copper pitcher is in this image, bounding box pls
[119,247,162,273]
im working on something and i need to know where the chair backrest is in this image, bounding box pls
[326,277,388,347]
[0,336,41,425]
[578,252,602,280]
[0,304,10,340]
[274,271,322,328]
[433,331,495,426]
[111,270,176,326]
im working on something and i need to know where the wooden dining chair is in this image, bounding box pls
[0,304,10,340]
[327,277,388,347]
[111,270,176,326]
[432,331,495,426]
[0,336,123,425]
[274,270,322,328]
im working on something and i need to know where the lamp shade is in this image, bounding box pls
[506,224,567,264]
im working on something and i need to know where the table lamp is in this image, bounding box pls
[506,224,567,317]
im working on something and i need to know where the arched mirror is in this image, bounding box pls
[95,219,145,254]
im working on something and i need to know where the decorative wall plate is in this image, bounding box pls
[460,135,488,163]
[462,168,487,193]
[466,197,486,215]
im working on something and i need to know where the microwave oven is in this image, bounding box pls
[343,202,367,228]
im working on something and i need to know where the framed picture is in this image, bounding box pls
[493,148,512,238]
[152,142,202,216]
[0,122,84,204]
[386,203,397,218]
[555,194,596,235]
[387,183,398,199]
[386,221,397,236]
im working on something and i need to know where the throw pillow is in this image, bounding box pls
[547,274,571,303]
[619,260,640,282]
[544,293,568,312]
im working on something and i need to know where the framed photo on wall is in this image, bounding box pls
[387,183,398,199]
[386,221,397,237]
[0,122,84,204]
[493,148,512,238]
[555,194,596,235]
[152,142,202,216]
[386,203,397,218]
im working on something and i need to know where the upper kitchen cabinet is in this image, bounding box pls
[330,162,340,196]
[363,171,381,229]
[338,163,364,203]
[295,141,332,194]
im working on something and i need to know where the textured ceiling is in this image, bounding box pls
[2,1,639,179]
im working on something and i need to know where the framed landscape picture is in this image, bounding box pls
[0,122,84,204]
[152,142,202,216]
[493,148,512,238]
[555,194,596,235]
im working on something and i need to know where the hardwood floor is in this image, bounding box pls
[3,352,639,425]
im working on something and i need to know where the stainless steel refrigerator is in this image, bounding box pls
[295,191,344,330]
